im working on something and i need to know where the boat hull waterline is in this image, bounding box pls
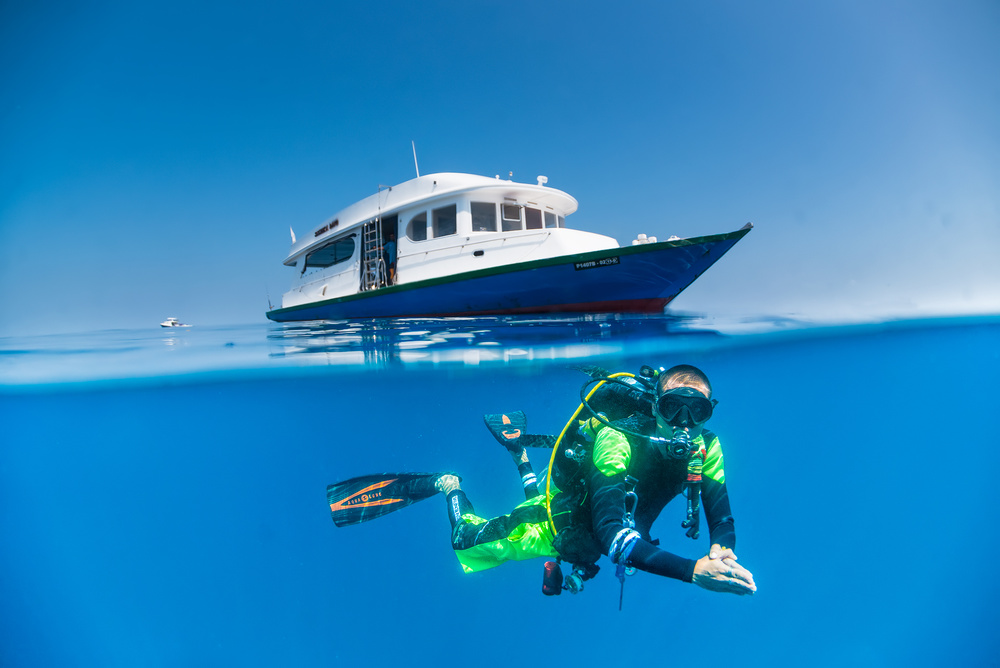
[266,227,749,322]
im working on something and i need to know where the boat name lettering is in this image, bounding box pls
[574,256,619,271]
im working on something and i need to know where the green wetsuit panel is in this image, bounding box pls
[703,432,725,483]
[592,428,632,476]
[594,427,726,482]
[453,494,558,573]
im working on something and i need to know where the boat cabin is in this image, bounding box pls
[279,173,617,310]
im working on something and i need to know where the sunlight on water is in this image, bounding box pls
[2,314,722,386]
[6,313,993,388]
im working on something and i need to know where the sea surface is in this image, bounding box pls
[2,314,998,667]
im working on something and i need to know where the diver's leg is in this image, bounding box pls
[435,474,549,551]
[435,474,477,544]
[511,447,540,500]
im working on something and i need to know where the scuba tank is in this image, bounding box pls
[538,367,659,597]
[548,365,660,492]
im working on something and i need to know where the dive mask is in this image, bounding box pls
[655,387,717,427]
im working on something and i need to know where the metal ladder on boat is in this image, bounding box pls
[360,218,387,292]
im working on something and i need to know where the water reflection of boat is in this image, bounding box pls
[266,173,751,322]
[267,315,725,369]
[160,317,191,328]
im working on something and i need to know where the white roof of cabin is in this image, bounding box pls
[284,173,579,262]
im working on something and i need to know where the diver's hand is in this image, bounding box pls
[709,544,738,562]
[692,555,756,595]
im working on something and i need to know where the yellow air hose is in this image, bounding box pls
[545,372,636,536]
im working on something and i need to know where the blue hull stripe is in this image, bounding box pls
[266,227,750,322]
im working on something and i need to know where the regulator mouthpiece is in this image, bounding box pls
[666,427,695,459]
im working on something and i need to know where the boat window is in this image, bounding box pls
[501,204,522,232]
[471,202,497,232]
[432,204,457,238]
[545,212,557,228]
[525,207,542,230]
[304,235,356,269]
[558,215,565,228]
[407,212,427,241]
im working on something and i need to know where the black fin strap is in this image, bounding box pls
[519,434,558,449]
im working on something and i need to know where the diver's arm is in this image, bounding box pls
[588,468,697,582]
[695,435,755,593]
[701,478,736,551]
[700,433,736,551]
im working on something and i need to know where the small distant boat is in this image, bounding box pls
[160,317,191,328]
[266,172,751,322]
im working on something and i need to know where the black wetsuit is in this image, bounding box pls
[586,419,736,582]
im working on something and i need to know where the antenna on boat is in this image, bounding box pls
[411,140,420,178]
[289,226,296,244]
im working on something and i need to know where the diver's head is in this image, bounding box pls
[650,365,716,459]
[657,364,712,401]
[654,365,717,446]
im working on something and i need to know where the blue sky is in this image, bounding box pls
[2,1,998,336]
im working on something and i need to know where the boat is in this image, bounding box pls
[160,317,190,328]
[265,172,751,322]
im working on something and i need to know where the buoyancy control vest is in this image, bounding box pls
[546,368,718,563]
[545,371,658,567]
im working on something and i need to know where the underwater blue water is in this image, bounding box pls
[2,315,998,667]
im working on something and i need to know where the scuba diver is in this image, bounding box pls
[327,364,756,603]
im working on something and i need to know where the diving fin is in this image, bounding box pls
[483,411,528,452]
[327,472,446,527]
[571,364,611,380]
[484,412,558,451]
